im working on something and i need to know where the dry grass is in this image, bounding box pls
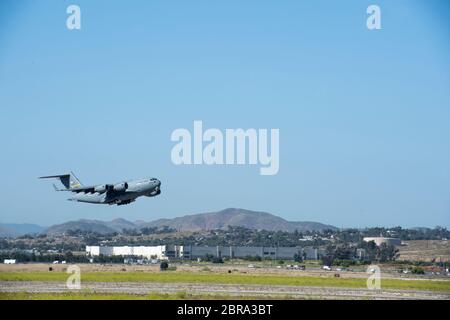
[397,240,450,262]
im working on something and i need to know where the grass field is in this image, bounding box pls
[1,271,449,292]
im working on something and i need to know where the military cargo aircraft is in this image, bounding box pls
[39,172,161,205]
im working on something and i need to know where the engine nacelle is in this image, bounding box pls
[113,182,128,192]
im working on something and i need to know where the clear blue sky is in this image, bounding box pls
[0,0,449,228]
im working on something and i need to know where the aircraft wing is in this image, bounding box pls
[54,185,97,193]
[69,186,97,193]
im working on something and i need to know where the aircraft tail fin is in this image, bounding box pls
[39,172,83,190]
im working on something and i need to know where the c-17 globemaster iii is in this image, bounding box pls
[39,172,161,205]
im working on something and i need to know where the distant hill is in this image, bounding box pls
[44,219,133,235]
[0,223,46,237]
[142,208,337,232]
[107,218,137,231]
[36,208,337,235]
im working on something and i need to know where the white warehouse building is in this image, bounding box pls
[86,245,320,260]
[86,245,166,259]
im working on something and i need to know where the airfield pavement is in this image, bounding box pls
[1,263,449,300]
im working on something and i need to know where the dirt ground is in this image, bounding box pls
[397,240,450,262]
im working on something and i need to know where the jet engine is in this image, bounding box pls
[113,182,128,192]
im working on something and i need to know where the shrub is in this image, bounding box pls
[411,266,425,275]
[160,261,169,271]
[212,257,224,264]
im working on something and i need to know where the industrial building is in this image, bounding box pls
[86,245,321,260]
[363,237,402,246]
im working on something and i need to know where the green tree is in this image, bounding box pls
[321,255,334,266]
[293,253,302,263]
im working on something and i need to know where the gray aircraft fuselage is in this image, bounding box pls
[70,178,161,205]
[39,173,161,206]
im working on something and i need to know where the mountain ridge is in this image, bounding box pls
[0,223,46,237]
[140,208,337,232]
[40,208,337,235]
